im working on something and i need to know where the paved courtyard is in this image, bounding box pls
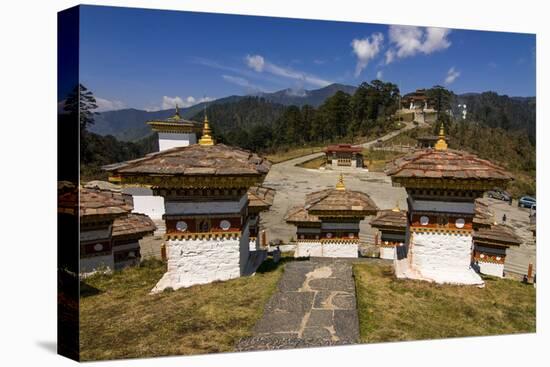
[236,258,360,351]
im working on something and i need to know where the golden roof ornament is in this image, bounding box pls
[434,121,448,151]
[335,173,346,191]
[392,200,400,212]
[198,113,215,146]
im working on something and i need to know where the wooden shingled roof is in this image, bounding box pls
[305,188,378,216]
[284,206,320,224]
[473,224,522,247]
[324,144,363,153]
[104,144,271,177]
[473,198,496,228]
[385,149,512,182]
[58,186,133,218]
[370,209,407,230]
[248,185,276,209]
[112,213,157,238]
[79,188,133,217]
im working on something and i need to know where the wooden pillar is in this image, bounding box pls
[160,243,167,262]
[261,230,267,248]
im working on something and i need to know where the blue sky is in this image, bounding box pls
[78,5,536,111]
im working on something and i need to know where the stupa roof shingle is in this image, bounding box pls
[386,149,512,181]
[104,144,271,176]
[473,224,522,247]
[370,209,407,230]
[112,213,157,238]
[305,188,378,215]
[58,187,133,217]
[284,206,320,224]
[248,185,276,209]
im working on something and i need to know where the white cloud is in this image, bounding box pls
[222,74,268,93]
[95,97,126,112]
[351,32,384,77]
[146,95,213,111]
[246,54,265,72]
[376,70,383,80]
[385,49,395,65]
[385,25,451,64]
[245,54,332,88]
[444,67,460,84]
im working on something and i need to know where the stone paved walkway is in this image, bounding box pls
[236,259,360,351]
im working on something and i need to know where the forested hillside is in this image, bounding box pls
[212,80,401,152]
[454,92,536,143]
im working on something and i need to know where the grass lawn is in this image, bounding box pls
[79,258,284,361]
[353,262,536,343]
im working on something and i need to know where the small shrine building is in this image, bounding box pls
[59,185,156,274]
[105,116,272,291]
[285,174,378,258]
[111,213,157,270]
[370,206,407,260]
[247,185,276,249]
[324,144,364,169]
[471,199,522,277]
[385,124,515,285]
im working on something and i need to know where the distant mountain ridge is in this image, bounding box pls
[89,83,357,141]
[89,84,535,143]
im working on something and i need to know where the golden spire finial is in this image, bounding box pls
[434,121,448,151]
[175,103,180,116]
[392,200,400,212]
[198,112,214,146]
[335,173,346,191]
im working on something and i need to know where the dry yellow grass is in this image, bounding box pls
[362,149,404,172]
[297,155,326,169]
[79,259,284,361]
[266,146,324,163]
[353,262,536,343]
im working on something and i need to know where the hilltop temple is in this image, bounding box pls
[370,205,407,260]
[385,124,520,285]
[105,115,272,291]
[285,174,378,258]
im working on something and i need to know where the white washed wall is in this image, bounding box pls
[295,242,323,257]
[380,246,396,260]
[151,223,250,292]
[151,237,243,292]
[295,241,358,258]
[410,231,482,285]
[322,242,358,258]
[132,195,165,219]
[158,132,196,151]
[478,261,504,278]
